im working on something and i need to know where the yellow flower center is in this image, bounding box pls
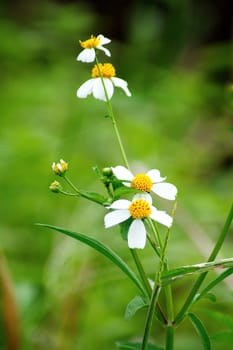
[129,199,152,219]
[131,174,153,192]
[92,63,116,78]
[80,35,100,49]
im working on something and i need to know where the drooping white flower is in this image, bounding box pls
[77,34,111,63]
[112,165,177,200]
[104,193,172,249]
[77,63,131,101]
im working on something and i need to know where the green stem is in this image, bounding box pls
[147,234,161,257]
[63,175,80,194]
[157,204,176,350]
[95,57,129,169]
[130,249,167,325]
[148,219,163,253]
[175,203,233,325]
[60,190,79,196]
[130,249,151,297]
[164,263,175,350]
[141,285,161,350]
[166,326,174,350]
[164,272,174,322]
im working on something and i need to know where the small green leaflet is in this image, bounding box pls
[124,295,148,320]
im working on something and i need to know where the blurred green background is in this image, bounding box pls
[0,0,232,349]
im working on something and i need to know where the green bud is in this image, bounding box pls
[102,167,113,177]
[49,180,62,193]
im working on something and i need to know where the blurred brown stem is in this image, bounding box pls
[0,249,20,350]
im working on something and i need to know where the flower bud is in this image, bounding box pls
[49,180,62,193]
[52,159,68,176]
[102,167,113,177]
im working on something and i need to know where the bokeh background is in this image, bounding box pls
[1,0,233,349]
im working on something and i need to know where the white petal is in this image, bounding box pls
[112,77,131,96]
[77,79,94,98]
[98,46,111,57]
[77,48,95,63]
[109,199,131,209]
[92,78,106,101]
[103,78,114,99]
[128,220,147,249]
[146,169,166,183]
[104,210,130,228]
[92,78,114,101]
[150,207,173,227]
[111,165,134,187]
[98,34,111,45]
[152,183,177,200]
[133,193,152,205]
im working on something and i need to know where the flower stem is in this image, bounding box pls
[165,325,174,350]
[95,57,130,169]
[141,284,161,350]
[148,219,163,256]
[63,175,80,194]
[130,250,167,325]
[130,249,151,296]
[141,209,176,350]
[174,202,233,325]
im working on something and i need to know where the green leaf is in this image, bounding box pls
[202,292,217,303]
[188,313,211,350]
[194,267,233,303]
[78,189,107,205]
[124,295,148,320]
[116,341,163,350]
[113,186,138,199]
[161,258,233,286]
[37,224,146,296]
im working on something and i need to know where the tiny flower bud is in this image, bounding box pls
[52,159,68,176]
[49,180,63,193]
[102,167,113,177]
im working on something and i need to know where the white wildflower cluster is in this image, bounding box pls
[104,166,177,249]
[76,34,131,101]
[75,35,177,249]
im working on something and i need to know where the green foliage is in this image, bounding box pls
[124,295,148,320]
[37,224,146,296]
[161,259,233,286]
[188,313,211,350]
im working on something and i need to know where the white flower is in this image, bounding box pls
[77,34,111,63]
[112,165,177,200]
[77,63,131,101]
[104,193,172,249]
